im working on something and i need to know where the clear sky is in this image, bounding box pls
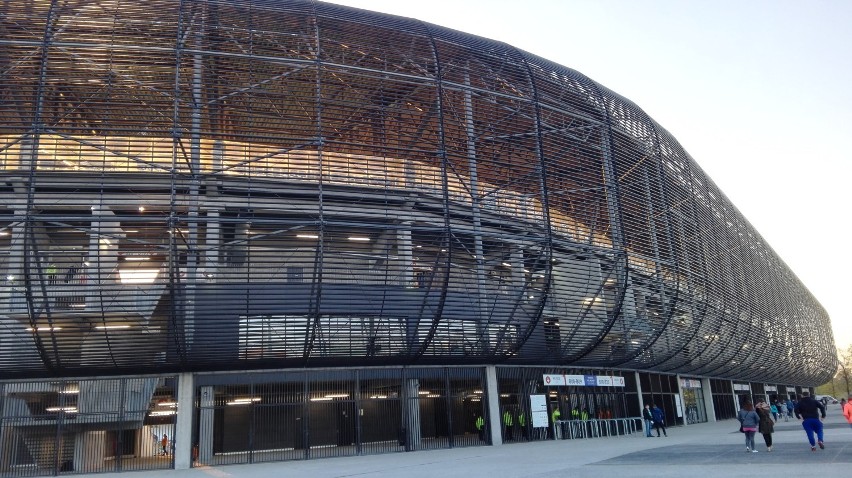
[329,0,852,351]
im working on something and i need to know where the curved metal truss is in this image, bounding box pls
[0,0,836,384]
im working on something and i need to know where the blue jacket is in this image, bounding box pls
[651,406,665,423]
[737,409,760,428]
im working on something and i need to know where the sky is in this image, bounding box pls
[328,0,852,351]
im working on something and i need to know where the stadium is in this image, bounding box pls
[0,0,836,474]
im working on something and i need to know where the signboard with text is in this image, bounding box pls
[543,374,626,387]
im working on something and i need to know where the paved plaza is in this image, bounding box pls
[86,407,852,478]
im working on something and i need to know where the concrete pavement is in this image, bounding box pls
[84,406,852,478]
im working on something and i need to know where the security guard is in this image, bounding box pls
[502,409,514,441]
[551,407,562,439]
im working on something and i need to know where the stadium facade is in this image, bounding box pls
[0,0,836,474]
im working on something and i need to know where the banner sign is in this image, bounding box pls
[544,374,624,387]
[680,378,702,389]
[765,385,777,392]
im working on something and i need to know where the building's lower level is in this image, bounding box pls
[0,366,813,476]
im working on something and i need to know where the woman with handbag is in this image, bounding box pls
[755,400,775,451]
[737,400,760,452]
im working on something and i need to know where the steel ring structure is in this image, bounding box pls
[0,0,836,385]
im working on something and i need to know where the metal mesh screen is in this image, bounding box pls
[0,0,835,386]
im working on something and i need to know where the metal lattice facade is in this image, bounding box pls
[0,0,836,384]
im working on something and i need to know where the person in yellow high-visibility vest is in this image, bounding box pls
[518,410,528,440]
[475,414,485,441]
[502,409,514,441]
[551,407,561,439]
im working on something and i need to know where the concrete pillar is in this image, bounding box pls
[485,365,502,446]
[197,386,214,465]
[634,371,645,409]
[397,226,413,286]
[72,430,105,473]
[675,375,686,426]
[203,210,220,282]
[402,379,421,450]
[174,373,194,470]
[510,246,524,291]
[701,377,717,422]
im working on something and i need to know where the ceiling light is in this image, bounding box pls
[138,206,145,212]
[95,325,131,330]
[501,262,512,267]
[296,234,319,239]
[124,256,150,261]
[119,269,158,284]
[348,236,370,242]
[46,407,77,413]
[26,326,62,332]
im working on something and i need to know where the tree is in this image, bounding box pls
[836,345,852,398]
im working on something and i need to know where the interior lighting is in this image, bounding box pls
[46,407,77,413]
[324,394,350,399]
[501,262,512,267]
[347,236,370,242]
[138,206,145,212]
[95,325,131,330]
[124,256,150,261]
[59,388,79,395]
[0,231,9,236]
[309,397,333,402]
[150,410,176,416]
[226,397,261,406]
[296,234,319,239]
[119,269,159,284]
[581,297,602,305]
[158,401,178,407]
[26,326,62,332]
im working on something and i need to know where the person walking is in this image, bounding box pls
[755,400,775,451]
[160,434,169,456]
[843,396,852,429]
[642,404,654,437]
[650,403,667,437]
[794,391,826,451]
[737,400,760,452]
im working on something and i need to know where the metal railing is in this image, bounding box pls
[552,417,643,440]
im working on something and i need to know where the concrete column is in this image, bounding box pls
[510,246,524,291]
[701,378,717,422]
[402,379,421,450]
[634,371,645,409]
[397,226,413,286]
[197,386,214,465]
[204,210,220,282]
[485,365,502,446]
[72,430,105,473]
[174,373,194,470]
[675,375,686,426]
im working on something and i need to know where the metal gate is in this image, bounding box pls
[0,376,176,476]
[193,367,486,467]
